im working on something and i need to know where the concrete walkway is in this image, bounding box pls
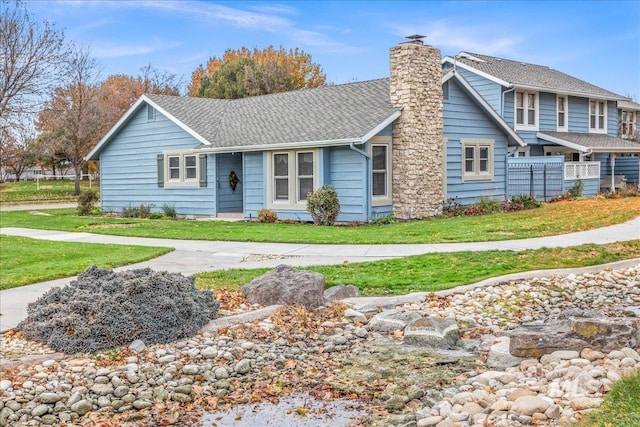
[1,216,639,332]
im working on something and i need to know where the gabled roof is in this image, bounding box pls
[88,79,401,159]
[443,52,628,101]
[618,99,640,111]
[538,131,640,153]
[443,69,526,147]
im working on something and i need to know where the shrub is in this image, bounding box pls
[77,190,99,216]
[17,266,220,354]
[475,197,503,214]
[149,212,164,220]
[463,205,486,216]
[442,198,464,217]
[510,195,542,210]
[121,203,153,218]
[371,213,397,225]
[161,203,177,219]
[306,185,341,226]
[568,180,584,200]
[257,208,278,223]
[618,184,639,198]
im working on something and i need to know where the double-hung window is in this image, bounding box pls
[269,150,317,208]
[557,95,568,131]
[515,90,538,130]
[462,139,494,181]
[368,137,392,206]
[589,100,607,133]
[165,153,199,186]
[620,110,636,139]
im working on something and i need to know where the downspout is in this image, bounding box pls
[350,141,371,222]
[502,86,515,118]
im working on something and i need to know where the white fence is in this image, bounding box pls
[36,174,96,190]
[564,162,600,180]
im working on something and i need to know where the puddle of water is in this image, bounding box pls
[200,394,368,427]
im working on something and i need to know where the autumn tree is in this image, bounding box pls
[36,46,105,194]
[0,126,36,182]
[0,0,69,134]
[188,46,326,99]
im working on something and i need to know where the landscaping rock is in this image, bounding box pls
[368,309,422,332]
[486,336,527,369]
[241,265,326,309]
[324,285,361,302]
[403,316,460,348]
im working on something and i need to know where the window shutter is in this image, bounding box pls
[157,154,164,188]
[199,154,207,187]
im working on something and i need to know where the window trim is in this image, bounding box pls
[514,90,538,131]
[267,149,318,209]
[461,139,494,181]
[589,99,607,134]
[556,95,568,131]
[369,137,393,207]
[620,109,636,139]
[147,105,156,121]
[164,151,200,187]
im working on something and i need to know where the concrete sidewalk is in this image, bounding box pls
[1,217,639,332]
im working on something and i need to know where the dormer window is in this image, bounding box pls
[515,90,538,130]
[589,100,606,133]
[557,95,568,131]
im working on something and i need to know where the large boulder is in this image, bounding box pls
[403,316,460,349]
[509,309,640,358]
[324,284,361,302]
[241,265,326,309]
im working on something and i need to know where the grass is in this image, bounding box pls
[0,235,172,290]
[195,240,640,295]
[578,372,640,427]
[0,179,97,204]
[1,197,639,244]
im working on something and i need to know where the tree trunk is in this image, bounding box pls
[74,164,82,195]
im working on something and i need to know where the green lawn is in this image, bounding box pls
[578,372,640,427]
[1,197,639,244]
[0,235,172,290]
[0,179,97,204]
[196,240,640,295]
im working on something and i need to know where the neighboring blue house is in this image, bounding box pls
[87,38,640,222]
[442,52,640,197]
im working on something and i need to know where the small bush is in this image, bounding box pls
[371,213,397,225]
[463,205,486,216]
[442,198,464,217]
[475,197,503,214]
[17,266,220,354]
[161,203,177,219]
[618,184,639,198]
[306,185,341,226]
[568,180,584,200]
[510,195,542,210]
[77,190,99,216]
[121,203,153,218]
[149,212,164,220]
[257,208,278,223]
[501,201,524,212]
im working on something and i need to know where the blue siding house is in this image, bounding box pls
[88,38,640,221]
[442,52,640,197]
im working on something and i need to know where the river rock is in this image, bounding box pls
[241,265,326,309]
[487,337,526,369]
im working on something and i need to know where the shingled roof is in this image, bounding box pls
[152,79,400,148]
[451,52,627,100]
[538,131,640,153]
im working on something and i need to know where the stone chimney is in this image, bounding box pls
[390,37,444,219]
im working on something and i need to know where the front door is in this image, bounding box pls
[216,153,243,214]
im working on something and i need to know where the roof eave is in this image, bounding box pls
[441,56,511,88]
[515,84,627,101]
[192,138,363,154]
[537,132,589,152]
[360,110,402,143]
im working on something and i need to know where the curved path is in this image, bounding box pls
[1,216,639,332]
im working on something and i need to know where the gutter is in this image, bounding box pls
[349,141,371,222]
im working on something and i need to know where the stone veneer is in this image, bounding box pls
[389,41,444,219]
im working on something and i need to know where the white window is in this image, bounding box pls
[369,137,392,206]
[165,153,200,186]
[620,110,636,139]
[269,150,317,208]
[589,99,607,133]
[462,139,494,181]
[557,95,568,131]
[515,90,538,130]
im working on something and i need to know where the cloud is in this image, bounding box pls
[388,19,522,56]
[92,39,181,59]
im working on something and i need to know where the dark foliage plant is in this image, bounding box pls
[18,266,220,354]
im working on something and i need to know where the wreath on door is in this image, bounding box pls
[229,171,239,192]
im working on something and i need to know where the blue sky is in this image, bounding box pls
[27,0,640,99]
